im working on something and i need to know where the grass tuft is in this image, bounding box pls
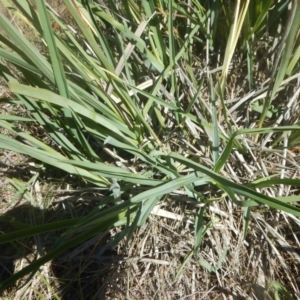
[0,0,300,298]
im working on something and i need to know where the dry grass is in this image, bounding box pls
[1,0,300,299]
[1,150,300,299]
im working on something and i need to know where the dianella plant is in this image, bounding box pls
[0,0,300,296]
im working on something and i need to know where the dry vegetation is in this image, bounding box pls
[1,0,300,299]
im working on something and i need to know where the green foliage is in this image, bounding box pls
[0,0,299,294]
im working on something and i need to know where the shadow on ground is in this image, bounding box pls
[0,201,123,300]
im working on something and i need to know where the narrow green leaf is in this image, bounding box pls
[36,1,69,98]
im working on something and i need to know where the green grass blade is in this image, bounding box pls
[257,1,300,129]
[0,12,53,81]
[36,1,69,98]
[0,218,82,244]
[169,152,300,216]
[9,82,136,141]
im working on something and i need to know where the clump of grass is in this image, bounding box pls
[0,0,300,298]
